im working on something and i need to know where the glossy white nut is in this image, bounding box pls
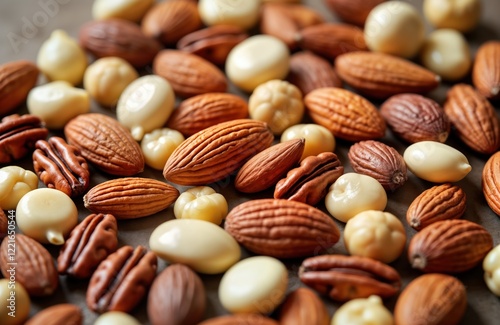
[281,123,335,160]
[84,57,139,107]
[198,0,261,30]
[149,219,240,274]
[344,210,406,263]
[27,81,90,129]
[248,80,304,135]
[141,128,184,170]
[37,29,87,85]
[94,311,141,325]
[0,166,38,210]
[331,295,394,325]
[420,29,471,81]
[92,0,154,22]
[16,188,78,245]
[219,256,288,314]
[423,0,480,32]
[325,173,387,223]
[483,244,500,296]
[226,35,290,92]
[364,1,425,58]
[117,75,175,141]
[403,141,471,183]
[0,279,30,325]
[174,186,228,225]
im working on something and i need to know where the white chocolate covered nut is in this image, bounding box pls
[37,29,87,85]
[423,0,481,32]
[219,256,288,314]
[364,1,425,58]
[331,295,394,325]
[0,279,30,325]
[16,188,78,245]
[149,219,241,274]
[280,123,335,160]
[141,128,184,170]
[0,166,38,210]
[226,35,290,92]
[325,173,387,223]
[84,57,139,107]
[420,29,471,81]
[198,0,261,30]
[117,75,176,141]
[403,141,471,183]
[92,0,154,22]
[344,210,406,263]
[174,186,228,225]
[27,81,90,129]
[94,311,141,325]
[483,244,500,296]
[248,80,304,135]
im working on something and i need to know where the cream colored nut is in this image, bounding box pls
[198,0,261,30]
[0,166,38,210]
[219,256,288,314]
[344,210,406,263]
[117,75,176,141]
[84,57,139,107]
[423,0,480,32]
[94,311,141,325]
[325,173,387,223]
[149,219,241,274]
[0,279,30,325]
[174,186,228,225]
[226,35,290,92]
[483,244,500,296]
[27,81,90,129]
[281,123,335,160]
[16,188,78,245]
[37,29,87,85]
[248,80,304,135]
[364,1,425,58]
[92,0,154,22]
[331,295,394,325]
[420,29,471,81]
[141,128,184,170]
[403,141,471,183]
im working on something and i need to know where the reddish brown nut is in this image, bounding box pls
[482,151,500,217]
[324,0,386,26]
[0,60,39,116]
[279,287,330,325]
[472,41,500,100]
[198,314,279,325]
[0,210,7,242]
[25,304,83,325]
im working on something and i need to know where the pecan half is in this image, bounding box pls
[0,114,48,163]
[274,152,344,206]
[86,245,157,313]
[33,137,90,197]
[57,213,118,279]
[299,255,401,302]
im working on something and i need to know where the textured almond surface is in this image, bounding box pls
[483,151,500,216]
[472,41,500,99]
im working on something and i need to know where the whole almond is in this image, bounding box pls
[279,287,330,325]
[26,304,82,325]
[483,151,500,216]
[444,84,500,154]
[304,87,386,141]
[472,41,500,100]
[324,0,386,26]
[198,315,279,325]
[335,51,440,99]
[0,60,39,116]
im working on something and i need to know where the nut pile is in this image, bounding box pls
[0,0,500,324]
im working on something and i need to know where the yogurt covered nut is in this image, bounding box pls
[344,210,406,264]
[483,244,500,296]
[16,188,78,245]
[249,80,304,135]
[141,128,184,170]
[84,57,139,107]
[420,29,471,81]
[198,0,261,30]
[403,141,471,183]
[94,311,141,325]
[226,35,290,92]
[0,279,30,325]
[174,186,228,225]
[0,166,38,210]
[37,29,87,86]
[281,123,335,160]
[92,0,154,22]
[325,173,387,223]
[27,81,90,129]
[423,0,481,32]
[219,256,288,314]
[331,295,394,325]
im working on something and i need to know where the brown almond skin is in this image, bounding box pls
[279,287,330,325]
[198,315,279,325]
[394,274,466,325]
[25,304,82,325]
[472,41,500,100]
[0,60,39,116]
[483,151,500,216]
[324,0,386,26]
[0,210,7,242]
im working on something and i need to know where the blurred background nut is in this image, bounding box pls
[94,311,141,325]
[472,41,500,100]
[483,244,500,296]
[0,60,39,116]
[92,0,154,22]
[25,304,82,325]
[198,0,261,30]
[324,0,386,26]
[423,0,481,32]
[281,123,335,161]
[331,295,393,325]
[278,287,330,325]
[0,279,30,325]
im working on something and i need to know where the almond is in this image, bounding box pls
[324,0,385,26]
[304,87,386,141]
[0,60,39,116]
[472,41,500,100]
[278,287,330,325]
[26,304,82,325]
[198,315,279,325]
[483,151,500,216]
[335,51,440,99]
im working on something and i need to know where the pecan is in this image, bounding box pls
[86,245,157,313]
[0,114,48,163]
[57,213,118,279]
[33,137,90,197]
[299,255,401,302]
[274,152,344,206]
